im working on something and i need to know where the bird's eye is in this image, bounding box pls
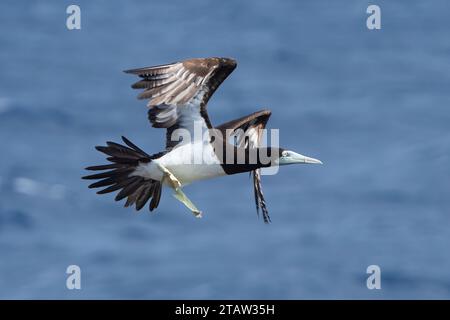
[282,151,289,157]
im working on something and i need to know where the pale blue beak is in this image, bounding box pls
[277,150,323,166]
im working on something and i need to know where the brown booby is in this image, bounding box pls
[83,57,322,223]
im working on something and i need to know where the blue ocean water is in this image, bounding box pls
[0,0,449,299]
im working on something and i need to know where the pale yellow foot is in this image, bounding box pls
[173,188,203,218]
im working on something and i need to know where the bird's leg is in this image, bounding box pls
[156,162,202,218]
[156,162,181,190]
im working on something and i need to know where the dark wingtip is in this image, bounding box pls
[114,194,125,201]
[85,164,125,171]
[131,82,142,89]
[123,68,144,75]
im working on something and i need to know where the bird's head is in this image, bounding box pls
[272,148,323,166]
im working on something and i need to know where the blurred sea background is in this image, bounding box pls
[0,0,449,299]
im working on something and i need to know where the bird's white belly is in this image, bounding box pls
[164,162,225,186]
[138,141,226,186]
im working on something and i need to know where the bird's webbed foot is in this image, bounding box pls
[173,188,203,218]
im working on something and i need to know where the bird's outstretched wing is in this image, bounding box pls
[216,109,272,223]
[125,57,237,150]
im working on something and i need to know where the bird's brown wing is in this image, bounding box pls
[215,109,272,223]
[125,57,237,150]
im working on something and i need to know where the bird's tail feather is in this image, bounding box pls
[83,136,162,211]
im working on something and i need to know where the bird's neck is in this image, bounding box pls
[217,144,275,175]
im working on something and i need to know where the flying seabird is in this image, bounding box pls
[83,57,322,223]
